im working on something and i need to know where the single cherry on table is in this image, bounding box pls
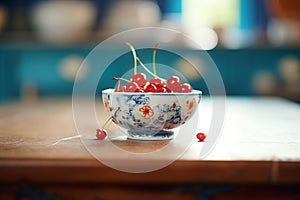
[96,128,107,140]
[196,132,206,142]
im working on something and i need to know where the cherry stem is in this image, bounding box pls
[112,77,130,83]
[117,79,121,91]
[152,43,158,76]
[102,116,113,129]
[136,57,166,82]
[125,42,137,75]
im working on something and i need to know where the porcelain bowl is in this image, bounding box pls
[102,89,202,140]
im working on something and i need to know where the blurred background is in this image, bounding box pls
[0,0,300,103]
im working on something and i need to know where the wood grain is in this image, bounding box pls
[1,97,300,185]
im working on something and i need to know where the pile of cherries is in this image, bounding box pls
[114,74,192,93]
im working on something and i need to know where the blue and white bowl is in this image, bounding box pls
[102,89,202,140]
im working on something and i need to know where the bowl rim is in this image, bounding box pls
[102,88,202,95]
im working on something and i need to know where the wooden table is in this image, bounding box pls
[1,97,300,199]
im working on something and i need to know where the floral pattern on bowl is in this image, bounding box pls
[102,89,202,140]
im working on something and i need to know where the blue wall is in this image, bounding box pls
[1,47,300,102]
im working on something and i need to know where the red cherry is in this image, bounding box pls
[167,76,180,86]
[180,83,192,93]
[167,76,182,92]
[96,128,107,140]
[125,82,139,92]
[137,88,145,93]
[164,86,172,93]
[171,83,182,92]
[157,86,172,93]
[130,73,147,87]
[157,87,167,93]
[144,82,157,92]
[196,132,206,142]
[150,78,164,88]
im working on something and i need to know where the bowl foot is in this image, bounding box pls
[127,130,174,141]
